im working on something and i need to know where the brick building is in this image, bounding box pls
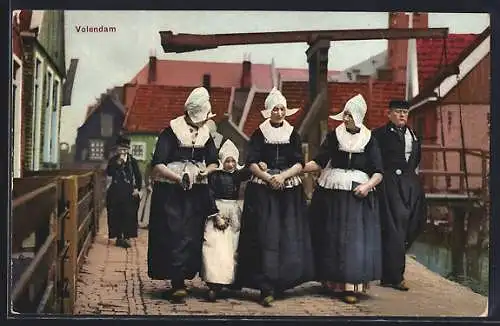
[408,27,490,192]
[12,10,77,176]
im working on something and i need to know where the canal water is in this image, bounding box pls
[407,213,489,296]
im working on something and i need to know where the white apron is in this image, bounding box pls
[201,199,242,285]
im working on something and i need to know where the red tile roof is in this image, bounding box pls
[328,81,406,130]
[131,60,274,90]
[241,80,405,136]
[417,34,477,89]
[123,85,231,133]
[131,59,340,91]
[242,82,308,137]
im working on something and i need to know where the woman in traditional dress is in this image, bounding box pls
[201,139,251,301]
[303,94,383,304]
[147,87,220,303]
[106,135,142,248]
[235,87,314,307]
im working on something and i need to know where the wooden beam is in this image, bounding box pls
[160,28,449,53]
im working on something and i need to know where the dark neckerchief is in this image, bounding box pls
[270,121,284,128]
[346,127,360,135]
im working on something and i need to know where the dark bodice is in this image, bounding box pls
[246,128,305,170]
[209,168,251,200]
[151,127,219,166]
[314,131,383,177]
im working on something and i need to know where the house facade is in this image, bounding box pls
[16,10,67,173]
[408,28,490,193]
[12,11,24,178]
[74,87,126,165]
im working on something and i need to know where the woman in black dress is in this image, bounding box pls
[235,87,314,307]
[147,87,220,303]
[303,94,383,304]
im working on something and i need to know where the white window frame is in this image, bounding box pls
[42,66,54,164]
[88,139,105,161]
[12,55,23,178]
[32,52,45,170]
[130,141,147,161]
[50,76,61,164]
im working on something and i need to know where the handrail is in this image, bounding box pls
[10,168,107,314]
[13,183,57,209]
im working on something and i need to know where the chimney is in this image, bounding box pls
[203,74,211,92]
[148,50,157,84]
[240,52,252,89]
[387,12,409,84]
[412,12,429,29]
[18,10,32,32]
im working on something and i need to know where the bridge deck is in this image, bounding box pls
[73,211,487,317]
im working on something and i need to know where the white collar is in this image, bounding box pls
[335,123,371,153]
[170,116,211,148]
[259,119,294,144]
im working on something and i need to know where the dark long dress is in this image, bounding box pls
[235,125,314,293]
[106,155,142,239]
[147,127,219,282]
[372,123,426,285]
[308,130,383,288]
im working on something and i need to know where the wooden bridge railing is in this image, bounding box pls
[418,145,490,199]
[11,168,107,315]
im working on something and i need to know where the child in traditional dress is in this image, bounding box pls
[201,139,251,302]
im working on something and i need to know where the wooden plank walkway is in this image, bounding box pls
[73,210,487,317]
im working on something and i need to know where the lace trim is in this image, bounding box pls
[259,119,293,144]
[170,116,210,148]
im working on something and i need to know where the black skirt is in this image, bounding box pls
[309,186,382,284]
[106,184,139,239]
[235,182,314,291]
[147,182,217,281]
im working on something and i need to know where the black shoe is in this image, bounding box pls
[259,295,274,307]
[171,288,188,303]
[207,289,217,302]
[116,238,124,247]
[122,239,132,248]
[380,281,409,291]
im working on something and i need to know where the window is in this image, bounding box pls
[12,58,22,177]
[31,56,44,170]
[447,111,453,129]
[42,69,53,163]
[100,113,113,137]
[50,79,60,164]
[88,139,105,160]
[131,141,146,161]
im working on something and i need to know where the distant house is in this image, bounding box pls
[74,87,126,164]
[15,10,77,174]
[122,84,232,176]
[408,27,490,193]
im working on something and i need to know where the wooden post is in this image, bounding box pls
[481,151,487,197]
[92,171,100,237]
[49,180,59,313]
[62,176,78,314]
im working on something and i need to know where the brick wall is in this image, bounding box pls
[21,38,35,171]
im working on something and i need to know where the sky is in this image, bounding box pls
[61,11,490,145]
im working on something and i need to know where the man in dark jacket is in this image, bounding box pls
[106,135,143,248]
[372,100,426,291]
